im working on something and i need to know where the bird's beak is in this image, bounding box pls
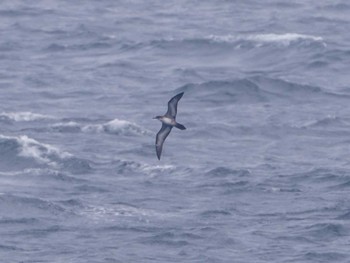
[152,117,157,119]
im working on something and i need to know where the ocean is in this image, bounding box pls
[1,0,350,262]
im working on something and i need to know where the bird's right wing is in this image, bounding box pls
[166,92,184,118]
[156,124,172,160]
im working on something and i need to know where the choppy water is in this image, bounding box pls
[1,1,350,262]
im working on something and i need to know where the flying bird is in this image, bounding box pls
[153,92,186,160]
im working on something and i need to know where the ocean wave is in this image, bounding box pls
[195,167,252,195]
[206,167,251,177]
[0,135,91,173]
[0,134,70,166]
[336,211,350,220]
[305,223,348,239]
[119,32,326,54]
[0,193,67,218]
[0,7,51,17]
[178,79,273,104]
[199,209,231,219]
[146,33,326,51]
[246,76,349,101]
[80,202,167,223]
[323,3,350,11]
[208,33,326,47]
[177,76,331,104]
[299,116,350,129]
[51,118,150,136]
[45,41,112,52]
[303,251,348,262]
[0,168,86,183]
[0,111,53,122]
[112,159,175,176]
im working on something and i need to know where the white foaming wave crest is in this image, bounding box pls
[85,119,150,135]
[0,134,72,167]
[0,111,54,121]
[208,33,325,46]
[142,164,175,173]
[81,203,176,223]
[53,121,79,127]
[52,118,151,135]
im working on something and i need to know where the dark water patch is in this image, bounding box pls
[75,184,110,193]
[178,76,346,106]
[103,258,123,263]
[280,167,350,185]
[0,41,23,52]
[276,235,314,244]
[60,117,102,123]
[177,79,274,104]
[199,209,232,219]
[17,225,69,238]
[198,180,251,195]
[49,122,82,133]
[253,76,350,101]
[33,169,88,183]
[316,49,350,64]
[45,43,67,52]
[206,167,251,177]
[252,76,321,97]
[119,41,147,52]
[61,157,92,174]
[58,198,85,208]
[300,116,350,130]
[331,180,350,190]
[173,68,203,82]
[141,231,190,247]
[0,116,14,126]
[0,194,66,216]
[323,3,350,10]
[149,37,236,53]
[278,187,302,193]
[111,159,144,174]
[305,223,348,240]
[307,60,329,68]
[201,168,253,193]
[0,7,54,17]
[0,244,23,251]
[303,251,348,262]
[0,217,39,225]
[336,211,350,220]
[44,41,112,52]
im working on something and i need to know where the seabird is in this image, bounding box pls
[153,92,186,160]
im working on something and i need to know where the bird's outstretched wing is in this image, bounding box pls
[166,92,184,118]
[156,123,172,160]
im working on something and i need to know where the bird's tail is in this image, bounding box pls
[175,122,186,130]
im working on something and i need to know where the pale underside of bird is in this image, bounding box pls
[153,92,186,160]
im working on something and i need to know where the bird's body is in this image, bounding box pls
[158,116,176,126]
[154,92,186,160]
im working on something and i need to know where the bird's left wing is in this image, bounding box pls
[156,124,172,160]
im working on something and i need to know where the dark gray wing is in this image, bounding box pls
[156,123,172,160]
[166,92,184,118]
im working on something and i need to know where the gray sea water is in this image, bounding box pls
[1,0,350,262]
